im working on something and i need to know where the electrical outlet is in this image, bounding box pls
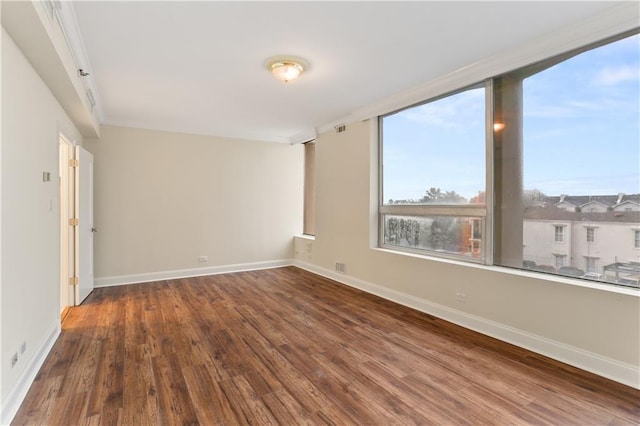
[456,292,467,303]
[198,256,208,263]
[11,352,18,368]
[20,341,27,355]
[335,262,347,274]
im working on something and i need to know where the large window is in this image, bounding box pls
[381,85,488,260]
[303,141,316,236]
[380,31,639,288]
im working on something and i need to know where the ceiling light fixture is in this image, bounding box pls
[266,56,309,83]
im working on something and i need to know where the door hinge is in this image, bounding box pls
[69,159,79,167]
[68,276,78,286]
[69,218,79,226]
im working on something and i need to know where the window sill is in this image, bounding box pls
[297,234,315,241]
[372,247,640,297]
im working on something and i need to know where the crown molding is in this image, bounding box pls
[99,119,293,144]
[289,128,318,145]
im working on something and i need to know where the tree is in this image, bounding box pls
[386,217,399,243]
[421,187,467,204]
[469,190,485,204]
[523,189,547,207]
[385,217,421,247]
[467,189,547,207]
[442,190,466,204]
[422,187,442,202]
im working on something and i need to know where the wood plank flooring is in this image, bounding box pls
[13,266,640,425]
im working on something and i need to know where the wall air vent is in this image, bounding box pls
[335,124,346,133]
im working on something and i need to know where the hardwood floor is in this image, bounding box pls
[13,267,640,425]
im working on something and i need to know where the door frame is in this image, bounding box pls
[59,134,75,316]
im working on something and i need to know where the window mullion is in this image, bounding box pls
[485,78,495,266]
[380,204,486,217]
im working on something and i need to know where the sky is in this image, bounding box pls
[383,33,639,202]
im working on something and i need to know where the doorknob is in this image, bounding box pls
[91,227,99,233]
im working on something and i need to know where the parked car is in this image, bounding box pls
[614,278,640,288]
[534,264,556,273]
[581,272,602,280]
[558,266,585,277]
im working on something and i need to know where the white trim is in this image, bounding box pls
[293,260,640,390]
[1,323,61,426]
[289,128,317,145]
[94,259,292,287]
[98,119,292,145]
[317,3,639,135]
[55,1,104,121]
[373,247,639,297]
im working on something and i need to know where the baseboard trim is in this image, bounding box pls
[94,259,293,287]
[293,260,640,390]
[1,322,61,425]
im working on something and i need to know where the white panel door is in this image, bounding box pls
[75,146,94,304]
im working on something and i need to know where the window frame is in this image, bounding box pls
[376,28,639,289]
[634,229,640,249]
[378,81,494,264]
[303,141,316,236]
[586,227,596,244]
[554,226,565,243]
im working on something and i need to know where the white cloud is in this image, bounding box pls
[525,100,604,118]
[403,88,484,128]
[525,96,637,119]
[524,104,577,119]
[525,175,640,196]
[593,65,639,86]
[566,100,600,110]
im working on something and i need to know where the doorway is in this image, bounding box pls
[59,135,75,317]
[59,136,95,318]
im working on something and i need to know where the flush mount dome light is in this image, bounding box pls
[266,56,309,83]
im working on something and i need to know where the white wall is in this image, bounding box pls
[524,219,640,273]
[83,125,303,282]
[570,222,640,272]
[1,27,82,410]
[524,220,571,268]
[295,119,639,387]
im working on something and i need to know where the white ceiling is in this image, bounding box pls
[72,1,621,143]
